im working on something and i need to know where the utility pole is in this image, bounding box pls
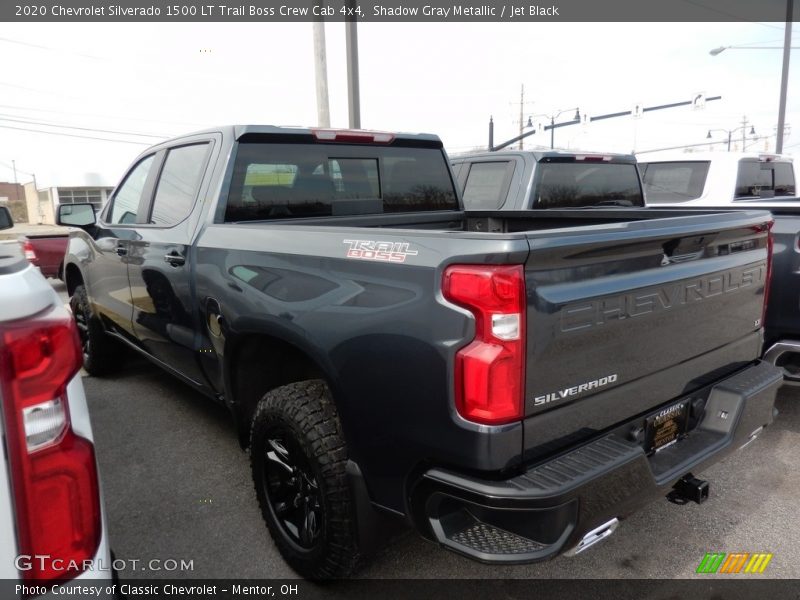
[741,115,748,149]
[312,18,330,128]
[345,1,361,129]
[519,85,524,150]
[11,160,19,204]
[777,0,793,153]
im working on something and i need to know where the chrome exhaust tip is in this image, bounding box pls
[764,341,800,386]
[564,518,619,557]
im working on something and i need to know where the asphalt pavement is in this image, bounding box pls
[52,281,800,580]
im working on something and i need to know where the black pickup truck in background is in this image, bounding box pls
[60,127,782,578]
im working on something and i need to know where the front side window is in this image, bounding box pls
[150,144,209,226]
[109,155,155,224]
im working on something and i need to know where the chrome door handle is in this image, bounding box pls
[164,252,185,266]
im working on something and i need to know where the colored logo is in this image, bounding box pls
[696,552,773,574]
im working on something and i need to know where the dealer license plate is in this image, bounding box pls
[645,401,689,454]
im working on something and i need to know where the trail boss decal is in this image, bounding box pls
[343,239,419,263]
[534,374,618,406]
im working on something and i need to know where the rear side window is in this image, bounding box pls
[150,143,210,226]
[462,161,515,209]
[109,155,155,224]
[640,161,710,204]
[533,162,643,208]
[225,142,457,221]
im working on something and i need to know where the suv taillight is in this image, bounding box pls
[443,265,526,425]
[0,306,101,583]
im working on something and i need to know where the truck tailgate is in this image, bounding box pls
[522,211,771,456]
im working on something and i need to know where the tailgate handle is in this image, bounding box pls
[164,252,186,266]
[115,245,127,256]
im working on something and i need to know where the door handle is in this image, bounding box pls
[115,246,127,256]
[164,252,186,266]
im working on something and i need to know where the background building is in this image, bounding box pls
[23,176,113,225]
[0,182,29,222]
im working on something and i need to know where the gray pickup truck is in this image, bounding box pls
[60,127,781,578]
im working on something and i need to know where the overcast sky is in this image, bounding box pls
[0,21,797,188]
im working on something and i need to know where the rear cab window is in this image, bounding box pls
[735,159,796,199]
[224,141,458,221]
[640,161,710,204]
[532,159,644,208]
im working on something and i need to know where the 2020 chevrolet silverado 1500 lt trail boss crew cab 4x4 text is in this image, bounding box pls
[0,207,113,597]
[60,126,782,578]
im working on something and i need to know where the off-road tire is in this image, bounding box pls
[250,379,359,579]
[69,284,121,376]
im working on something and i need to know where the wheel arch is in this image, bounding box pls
[223,330,351,450]
[64,261,85,297]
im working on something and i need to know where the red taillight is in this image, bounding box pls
[311,128,395,144]
[763,221,774,327]
[443,265,526,425]
[21,240,38,264]
[0,307,101,583]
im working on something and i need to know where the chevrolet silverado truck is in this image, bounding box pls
[454,149,800,387]
[0,207,113,596]
[59,126,782,578]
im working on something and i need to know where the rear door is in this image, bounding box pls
[126,139,215,386]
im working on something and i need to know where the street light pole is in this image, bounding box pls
[707,119,756,151]
[776,0,793,153]
[710,9,796,153]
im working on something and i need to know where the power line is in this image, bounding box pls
[0,36,102,60]
[0,124,154,145]
[0,103,203,128]
[0,115,167,139]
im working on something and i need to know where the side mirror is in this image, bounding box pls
[0,206,12,230]
[57,203,96,227]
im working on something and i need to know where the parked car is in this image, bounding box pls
[638,151,797,205]
[61,126,781,578]
[0,207,113,594]
[20,232,70,280]
[0,218,71,280]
